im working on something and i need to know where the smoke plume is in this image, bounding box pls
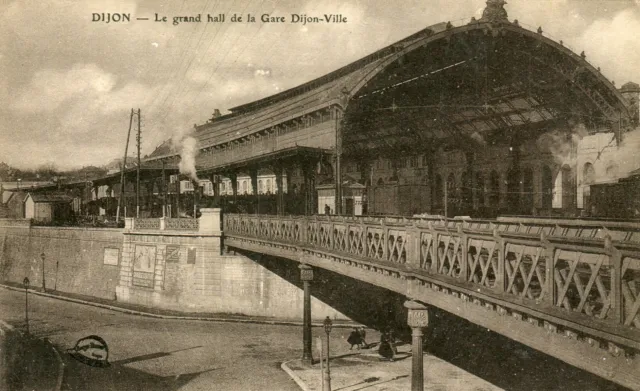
[613,126,640,179]
[172,127,199,181]
[536,129,583,168]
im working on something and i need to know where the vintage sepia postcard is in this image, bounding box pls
[1,1,639,390]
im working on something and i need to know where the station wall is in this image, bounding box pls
[116,229,347,320]
[0,222,122,300]
[0,219,347,321]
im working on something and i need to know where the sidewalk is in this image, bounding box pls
[282,343,503,391]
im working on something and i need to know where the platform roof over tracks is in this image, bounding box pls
[341,2,636,159]
[146,0,636,168]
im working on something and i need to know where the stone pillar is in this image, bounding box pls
[335,107,344,216]
[284,166,294,215]
[199,208,221,235]
[210,173,220,208]
[404,300,429,391]
[124,217,134,230]
[302,160,317,216]
[228,172,238,201]
[249,168,259,214]
[300,264,314,365]
[274,165,284,216]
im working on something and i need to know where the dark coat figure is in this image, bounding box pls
[347,328,362,350]
[324,204,331,215]
[378,331,395,360]
[358,327,367,348]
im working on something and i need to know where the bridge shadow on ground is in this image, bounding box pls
[60,347,218,391]
[246,252,629,391]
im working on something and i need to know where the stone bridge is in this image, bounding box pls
[222,213,640,390]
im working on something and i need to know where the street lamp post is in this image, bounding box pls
[300,264,314,365]
[405,300,430,391]
[40,252,46,293]
[323,316,333,391]
[23,277,30,334]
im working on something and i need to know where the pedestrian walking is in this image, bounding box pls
[388,328,398,355]
[347,327,362,350]
[378,331,395,361]
[358,326,368,349]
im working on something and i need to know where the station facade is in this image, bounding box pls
[140,0,640,219]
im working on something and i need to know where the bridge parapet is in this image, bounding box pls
[125,217,201,232]
[224,213,640,351]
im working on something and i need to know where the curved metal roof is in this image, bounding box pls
[147,3,635,163]
[341,18,635,157]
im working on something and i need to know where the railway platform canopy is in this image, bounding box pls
[342,2,636,159]
[145,0,639,218]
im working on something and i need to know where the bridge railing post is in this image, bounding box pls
[359,219,366,257]
[493,227,505,293]
[427,222,438,274]
[407,220,420,268]
[329,215,336,251]
[541,232,556,308]
[382,219,389,262]
[313,214,319,247]
[605,234,623,324]
[457,225,468,283]
[299,217,308,244]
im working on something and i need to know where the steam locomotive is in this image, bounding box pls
[588,169,640,219]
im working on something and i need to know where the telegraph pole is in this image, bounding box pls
[136,108,141,218]
[116,109,134,222]
[162,159,166,217]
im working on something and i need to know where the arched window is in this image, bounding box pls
[461,171,472,209]
[583,163,595,185]
[434,174,443,208]
[258,179,264,194]
[489,170,500,207]
[446,173,456,215]
[377,178,384,186]
[523,168,534,213]
[582,162,595,210]
[266,179,272,193]
[475,172,485,207]
[242,180,248,194]
[542,165,553,209]
[507,167,521,213]
[561,165,575,210]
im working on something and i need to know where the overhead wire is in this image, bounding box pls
[152,0,227,119]
[179,0,340,128]
[159,0,265,125]
[140,0,190,109]
[146,0,220,116]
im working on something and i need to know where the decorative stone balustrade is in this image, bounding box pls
[126,208,221,235]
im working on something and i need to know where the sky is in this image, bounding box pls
[1,0,639,171]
